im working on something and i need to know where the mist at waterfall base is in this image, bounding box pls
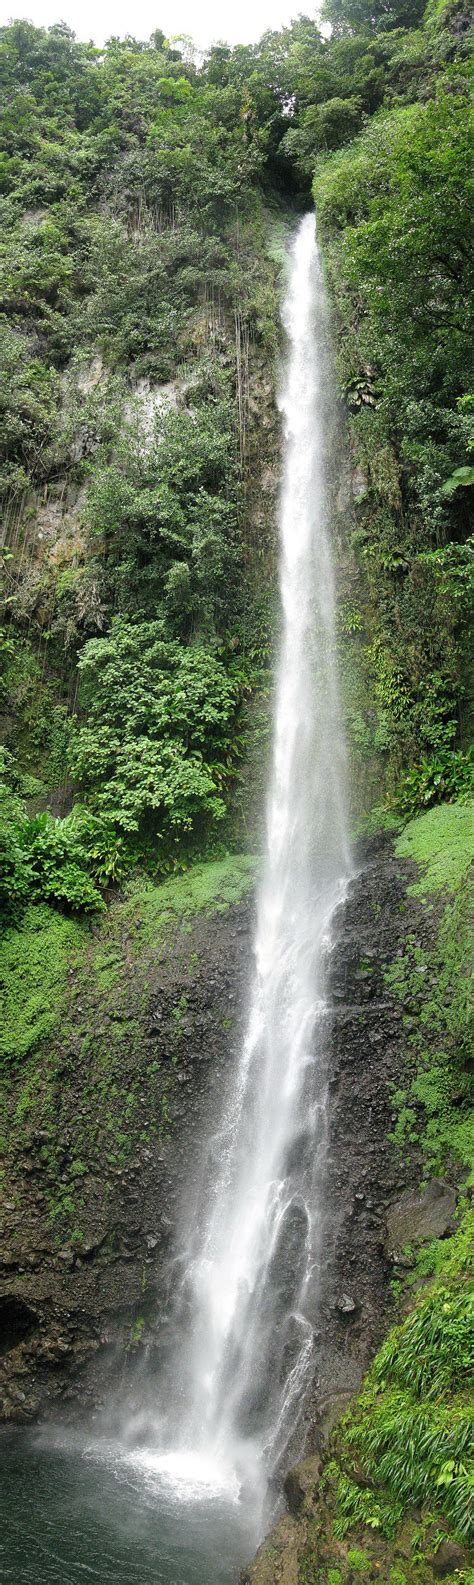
[1,215,351,1585]
[0,1426,250,1584]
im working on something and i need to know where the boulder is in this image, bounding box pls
[283,1453,322,1515]
[386,1180,456,1260]
[336,1292,358,1315]
[427,1538,469,1577]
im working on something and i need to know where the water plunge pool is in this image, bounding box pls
[0,1428,257,1585]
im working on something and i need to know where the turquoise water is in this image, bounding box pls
[0,1430,256,1584]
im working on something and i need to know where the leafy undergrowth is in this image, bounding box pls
[328,1217,473,1536]
[294,1209,473,1583]
[297,801,473,1582]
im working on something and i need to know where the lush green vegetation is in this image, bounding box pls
[0,900,84,1061]
[324,1215,473,1553]
[0,13,472,1576]
[313,24,473,792]
[296,800,473,1581]
[388,804,473,1188]
[394,801,473,894]
[1,0,472,921]
[0,19,281,916]
[345,803,473,1545]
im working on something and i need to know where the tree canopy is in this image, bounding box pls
[0,0,472,917]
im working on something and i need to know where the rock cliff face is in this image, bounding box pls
[305,838,422,1441]
[1,836,430,1439]
[0,885,253,1423]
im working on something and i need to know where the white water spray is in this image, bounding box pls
[152,213,351,1514]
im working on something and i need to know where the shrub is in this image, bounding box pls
[395,748,473,814]
[0,775,35,922]
[0,756,109,922]
[338,1280,474,1544]
[69,618,240,841]
[22,810,105,913]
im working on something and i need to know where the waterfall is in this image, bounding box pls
[148,212,351,1516]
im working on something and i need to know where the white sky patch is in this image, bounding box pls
[0,0,320,49]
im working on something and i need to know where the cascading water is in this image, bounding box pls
[0,210,353,1585]
[143,212,352,1522]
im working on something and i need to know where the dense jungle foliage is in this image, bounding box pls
[0,0,472,920]
[0,9,472,1576]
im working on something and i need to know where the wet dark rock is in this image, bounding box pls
[0,1297,38,1355]
[0,899,253,1423]
[241,1513,299,1584]
[303,840,428,1430]
[386,1179,457,1259]
[283,1453,322,1514]
[336,1293,357,1315]
[428,1538,469,1577]
[315,1389,355,1444]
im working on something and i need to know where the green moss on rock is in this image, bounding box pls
[395,802,473,896]
[118,854,257,945]
[387,801,473,1179]
[0,904,85,1063]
